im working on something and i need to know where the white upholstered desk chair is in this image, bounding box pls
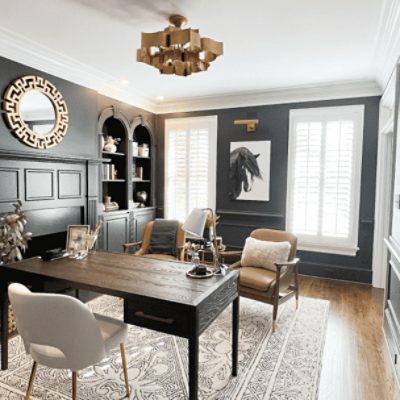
[8,283,130,400]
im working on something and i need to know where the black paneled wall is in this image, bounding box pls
[0,55,154,257]
[156,97,380,283]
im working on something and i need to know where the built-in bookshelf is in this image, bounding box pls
[132,124,153,207]
[100,114,129,210]
[98,107,156,212]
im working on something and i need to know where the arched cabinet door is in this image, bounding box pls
[130,115,156,208]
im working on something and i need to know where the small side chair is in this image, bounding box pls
[8,283,130,400]
[231,228,300,332]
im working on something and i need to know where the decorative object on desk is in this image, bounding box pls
[83,220,103,253]
[186,252,214,279]
[229,140,271,201]
[66,225,90,256]
[138,143,149,157]
[0,201,32,264]
[103,135,121,153]
[2,75,69,149]
[137,15,223,77]
[41,248,66,261]
[183,208,214,278]
[103,196,119,212]
[136,190,147,207]
[132,141,138,156]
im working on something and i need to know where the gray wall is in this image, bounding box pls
[0,55,155,159]
[156,96,380,283]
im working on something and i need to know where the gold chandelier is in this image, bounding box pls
[136,15,223,77]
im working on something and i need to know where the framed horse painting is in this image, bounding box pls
[229,140,271,201]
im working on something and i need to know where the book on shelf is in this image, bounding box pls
[102,164,117,180]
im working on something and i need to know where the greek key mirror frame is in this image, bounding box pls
[2,75,69,149]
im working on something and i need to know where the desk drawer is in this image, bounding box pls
[124,297,191,338]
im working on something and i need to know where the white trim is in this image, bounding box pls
[156,80,381,114]
[298,244,359,257]
[0,26,157,113]
[372,68,398,288]
[374,0,400,89]
[164,115,218,220]
[0,26,384,114]
[286,105,365,256]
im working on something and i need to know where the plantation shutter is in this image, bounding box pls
[165,116,217,221]
[287,106,364,256]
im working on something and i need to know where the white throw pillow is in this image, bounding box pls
[241,237,291,271]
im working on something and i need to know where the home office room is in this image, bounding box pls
[0,1,398,399]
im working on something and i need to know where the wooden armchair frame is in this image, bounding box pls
[231,228,300,332]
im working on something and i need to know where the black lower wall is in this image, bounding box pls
[156,96,380,283]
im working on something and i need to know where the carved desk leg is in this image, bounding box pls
[232,296,239,377]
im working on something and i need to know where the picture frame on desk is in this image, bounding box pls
[66,225,90,254]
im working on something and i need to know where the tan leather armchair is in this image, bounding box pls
[231,228,300,332]
[123,221,186,261]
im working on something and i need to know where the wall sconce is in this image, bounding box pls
[234,119,259,133]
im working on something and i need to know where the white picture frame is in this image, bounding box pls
[229,140,271,201]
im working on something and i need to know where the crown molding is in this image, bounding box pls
[0,25,385,116]
[155,80,381,114]
[373,0,400,89]
[0,27,158,113]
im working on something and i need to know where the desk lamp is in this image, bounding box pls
[183,208,225,276]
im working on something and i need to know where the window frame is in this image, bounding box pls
[286,105,365,256]
[164,115,218,221]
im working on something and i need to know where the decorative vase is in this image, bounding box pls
[136,191,147,207]
[103,136,118,153]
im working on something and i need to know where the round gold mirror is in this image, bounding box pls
[2,75,69,149]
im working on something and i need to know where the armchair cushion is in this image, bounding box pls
[241,237,291,271]
[239,267,276,291]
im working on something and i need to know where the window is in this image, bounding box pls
[286,105,364,256]
[164,116,217,221]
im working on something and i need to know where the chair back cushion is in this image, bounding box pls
[149,219,179,256]
[241,236,291,271]
[250,228,297,261]
[8,283,106,371]
[138,220,185,258]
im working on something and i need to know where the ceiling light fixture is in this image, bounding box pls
[137,15,223,77]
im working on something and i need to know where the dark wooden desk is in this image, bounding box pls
[0,252,239,400]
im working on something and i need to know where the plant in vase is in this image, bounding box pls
[0,201,32,265]
[84,220,104,253]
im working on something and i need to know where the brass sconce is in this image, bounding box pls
[234,119,259,133]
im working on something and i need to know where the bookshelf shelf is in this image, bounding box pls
[102,151,125,156]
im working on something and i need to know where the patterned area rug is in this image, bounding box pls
[0,295,329,399]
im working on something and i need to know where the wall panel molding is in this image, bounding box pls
[0,167,19,203]
[25,169,54,201]
[58,170,82,199]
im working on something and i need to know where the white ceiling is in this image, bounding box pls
[0,0,395,113]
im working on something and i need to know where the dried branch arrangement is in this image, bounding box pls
[0,201,32,264]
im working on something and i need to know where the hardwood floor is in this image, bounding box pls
[299,275,399,400]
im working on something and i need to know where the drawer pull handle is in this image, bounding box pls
[135,311,174,324]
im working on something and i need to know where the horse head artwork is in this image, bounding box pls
[229,147,263,200]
